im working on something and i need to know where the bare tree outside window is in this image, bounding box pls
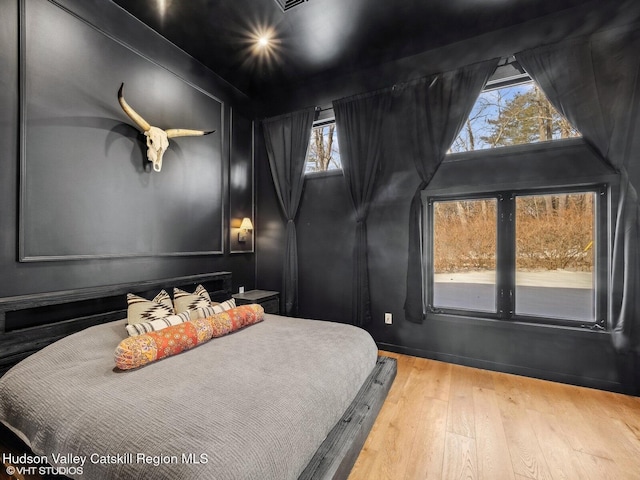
[433,80,595,322]
[433,198,498,313]
[305,123,341,173]
[450,81,580,153]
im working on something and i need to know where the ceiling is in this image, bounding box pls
[111,0,600,98]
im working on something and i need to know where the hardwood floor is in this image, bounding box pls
[348,351,640,480]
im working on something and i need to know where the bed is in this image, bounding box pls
[0,273,396,480]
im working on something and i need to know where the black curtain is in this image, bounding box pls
[400,60,499,324]
[262,108,315,316]
[516,29,640,351]
[333,90,392,327]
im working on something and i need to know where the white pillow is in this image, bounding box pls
[173,284,211,315]
[127,290,174,325]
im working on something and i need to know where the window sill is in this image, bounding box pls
[305,169,343,180]
[445,137,586,163]
[426,311,609,339]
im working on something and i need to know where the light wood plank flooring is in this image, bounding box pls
[348,351,640,480]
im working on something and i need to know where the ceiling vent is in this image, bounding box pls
[273,0,307,12]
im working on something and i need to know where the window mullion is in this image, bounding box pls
[497,193,515,319]
[596,185,608,329]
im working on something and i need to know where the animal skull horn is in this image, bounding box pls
[117,83,214,172]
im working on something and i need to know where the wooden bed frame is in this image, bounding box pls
[0,272,396,480]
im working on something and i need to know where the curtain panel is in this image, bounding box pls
[262,107,315,316]
[399,59,498,324]
[516,29,640,351]
[333,89,393,327]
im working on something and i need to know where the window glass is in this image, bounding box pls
[514,192,595,321]
[450,80,580,153]
[432,198,497,313]
[305,122,341,173]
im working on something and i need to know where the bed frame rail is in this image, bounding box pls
[299,355,397,480]
[0,272,232,376]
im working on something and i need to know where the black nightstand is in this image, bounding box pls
[232,290,280,315]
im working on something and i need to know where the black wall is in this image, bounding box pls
[0,0,256,299]
[2,0,638,392]
[255,2,640,393]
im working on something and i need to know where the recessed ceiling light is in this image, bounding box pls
[238,22,282,70]
[249,26,279,56]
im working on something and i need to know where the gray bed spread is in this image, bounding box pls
[0,314,378,480]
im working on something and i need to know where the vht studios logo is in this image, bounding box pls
[3,453,82,477]
[5,465,84,477]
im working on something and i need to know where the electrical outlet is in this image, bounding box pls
[384,313,392,325]
[239,286,245,293]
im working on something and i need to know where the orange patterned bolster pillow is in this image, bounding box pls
[115,304,264,370]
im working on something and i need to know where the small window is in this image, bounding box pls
[305,121,341,174]
[450,79,581,153]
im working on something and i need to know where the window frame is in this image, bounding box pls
[424,181,609,330]
[449,66,582,154]
[428,193,500,316]
[419,133,620,331]
[304,117,342,177]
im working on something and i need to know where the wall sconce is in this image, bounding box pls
[238,217,253,243]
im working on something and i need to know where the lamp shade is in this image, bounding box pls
[240,217,254,230]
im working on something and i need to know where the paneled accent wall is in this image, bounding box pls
[20,0,224,260]
[0,0,256,298]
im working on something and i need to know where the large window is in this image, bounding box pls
[427,185,606,327]
[427,60,606,328]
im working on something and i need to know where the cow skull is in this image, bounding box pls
[117,83,214,172]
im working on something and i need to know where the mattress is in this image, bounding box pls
[0,314,378,480]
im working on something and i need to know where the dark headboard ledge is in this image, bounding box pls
[0,272,232,375]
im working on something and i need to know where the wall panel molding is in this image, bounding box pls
[229,108,255,254]
[18,0,225,261]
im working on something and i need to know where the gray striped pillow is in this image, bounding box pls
[195,298,236,319]
[125,311,191,336]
